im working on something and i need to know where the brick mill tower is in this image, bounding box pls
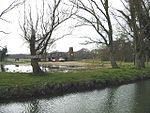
[68,47,74,61]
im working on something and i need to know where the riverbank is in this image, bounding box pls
[0,67,150,101]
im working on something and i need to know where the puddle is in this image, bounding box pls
[0,64,85,73]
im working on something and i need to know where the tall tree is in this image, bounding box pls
[140,0,150,61]
[117,0,150,68]
[70,0,118,68]
[21,0,75,73]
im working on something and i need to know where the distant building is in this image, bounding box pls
[68,47,74,61]
[48,51,68,62]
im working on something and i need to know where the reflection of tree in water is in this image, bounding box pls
[133,81,150,113]
[27,100,40,113]
[103,87,118,113]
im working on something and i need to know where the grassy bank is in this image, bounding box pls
[0,67,150,100]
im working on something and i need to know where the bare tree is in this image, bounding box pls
[0,0,24,34]
[70,0,118,68]
[117,0,150,68]
[20,0,75,73]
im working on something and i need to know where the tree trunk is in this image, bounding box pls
[30,34,44,74]
[135,51,145,69]
[109,40,119,68]
[31,58,43,74]
[110,51,119,68]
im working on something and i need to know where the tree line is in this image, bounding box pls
[0,0,150,73]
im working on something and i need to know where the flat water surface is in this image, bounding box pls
[0,80,150,113]
[0,64,85,73]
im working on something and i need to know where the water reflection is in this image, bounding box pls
[0,80,150,113]
[103,88,118,113]
[27,100,40,113]
[3,64,32,73]
[0,64,85,73]
[133,81,150,113]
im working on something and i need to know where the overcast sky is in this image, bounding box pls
[0,0,123,54]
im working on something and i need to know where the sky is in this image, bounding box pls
[0,0,123,54]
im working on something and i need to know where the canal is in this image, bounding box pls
[0,79,150,113]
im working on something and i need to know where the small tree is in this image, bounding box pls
[70,0,118,68]
[0,47,7,61]
[0,0,23,68]
[21,0,75,73]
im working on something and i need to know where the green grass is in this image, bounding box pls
[0,67,150,88]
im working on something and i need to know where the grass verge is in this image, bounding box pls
[0,67,150,100]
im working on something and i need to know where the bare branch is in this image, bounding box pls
[79,36,105,45]
[111,10,133,38]
[70,0,111,46]
[0,31,10,34]
[0,18,11,23]
[20,0,75,56]
[0,0,25,18]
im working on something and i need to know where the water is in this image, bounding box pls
[0,64,85,73]
[0,80,150,113]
